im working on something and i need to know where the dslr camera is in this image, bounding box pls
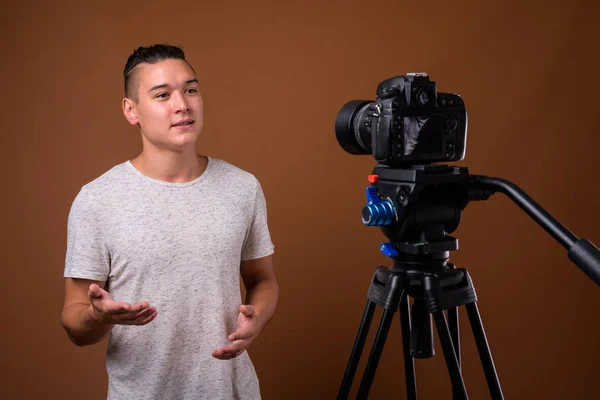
[335,73,467,166]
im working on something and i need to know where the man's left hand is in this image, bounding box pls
[212,305,262,360]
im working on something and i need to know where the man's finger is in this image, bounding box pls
[133,307,156,322]
[114,307,156,324]
[110,301,151,315]
[137,311,158,325]
[107,302,133,313]
[119,307,154,321]
[212,341,247,358]
[228,330,251,342]
[124,301,150,314]
[135,305,154,318]
[213,347,247,360]
[213,351,237,360]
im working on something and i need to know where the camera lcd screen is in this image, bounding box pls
[402,115,443,156]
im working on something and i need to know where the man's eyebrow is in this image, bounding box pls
[148,79,198,93]
[149,83,169,92]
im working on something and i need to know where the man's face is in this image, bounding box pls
[123,59,203,151]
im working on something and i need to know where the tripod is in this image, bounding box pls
[337,164,600,399]
[337,236,503,400]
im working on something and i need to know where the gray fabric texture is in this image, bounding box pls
[64,157,274,400]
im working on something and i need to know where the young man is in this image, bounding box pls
[61,44,279,399]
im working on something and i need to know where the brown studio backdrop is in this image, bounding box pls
[1,0,599,399]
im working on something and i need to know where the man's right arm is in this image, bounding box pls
[61,278,157,347]
[61,278,114,346]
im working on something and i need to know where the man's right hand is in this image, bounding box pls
[88,284,158,326]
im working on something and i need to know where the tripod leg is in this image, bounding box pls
[431,310,469,400]
[337,300,377,400]
[399,293,417,400]
[465,302,504,400]
[448,307,460,367]
[356,308,396,399]
[448,307,462,400]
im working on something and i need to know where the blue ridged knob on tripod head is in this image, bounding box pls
[362,187,396,226]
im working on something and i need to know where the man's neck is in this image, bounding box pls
[130,146,208,183]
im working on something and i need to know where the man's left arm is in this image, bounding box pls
[212,254,279,359]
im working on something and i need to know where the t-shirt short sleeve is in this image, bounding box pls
[241,180,275,261]
[64,187,110,281]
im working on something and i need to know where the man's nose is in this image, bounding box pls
[173,92,190,112]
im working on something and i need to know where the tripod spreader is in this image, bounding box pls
[470,176,600,286]
[337,261,504,400]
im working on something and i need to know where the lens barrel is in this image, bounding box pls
[334,100,372,155]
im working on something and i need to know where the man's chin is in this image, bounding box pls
[141,130,201,151]
[146,139,198,153]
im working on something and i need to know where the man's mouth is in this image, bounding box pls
[173,119,194,127]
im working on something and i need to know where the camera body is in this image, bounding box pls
[335,73,468,166]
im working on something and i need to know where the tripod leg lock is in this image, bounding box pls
[367,266,404,310]
[424,268,477,313]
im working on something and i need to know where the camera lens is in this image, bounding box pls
[335,100,373,155]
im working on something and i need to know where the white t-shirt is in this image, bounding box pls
[64,157,274,400]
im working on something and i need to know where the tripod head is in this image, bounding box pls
[362,163,600,285]
[362,163,484,269]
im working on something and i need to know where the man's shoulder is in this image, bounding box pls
[78,162,133,197]
[209,158,259,187]
[68,162,133,215]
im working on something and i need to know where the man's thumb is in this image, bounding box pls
[89,284,102,298]
[241,305,255,317]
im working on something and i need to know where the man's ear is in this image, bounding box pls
[122,97,139,125]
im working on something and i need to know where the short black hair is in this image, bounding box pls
[123,44,195,100]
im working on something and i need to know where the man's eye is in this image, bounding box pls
[156,93,169,99]
[186,88,197,94]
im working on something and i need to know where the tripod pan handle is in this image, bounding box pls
[568,239,600,286]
